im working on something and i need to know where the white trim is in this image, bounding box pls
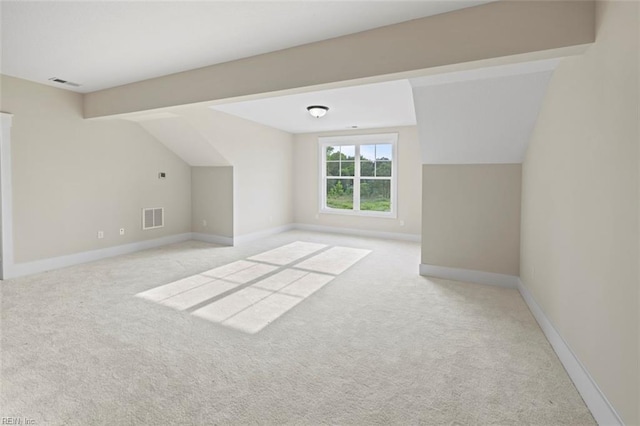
[1,222,423,279]
[517,279,623,426]
[192,232,233,246]
[318,206,399,219]
[419,263,518,288]
[294,223,420,242]
[318,133,401,145]
[417,266,621,424]
[7,233,193,279]
[233,224,295,245]
[319,133,398,219]
[0,113,14,280]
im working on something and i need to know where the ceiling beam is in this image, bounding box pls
[84,0,595,119]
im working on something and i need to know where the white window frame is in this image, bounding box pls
[319,133,398,218]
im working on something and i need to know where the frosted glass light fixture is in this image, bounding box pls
[307,105,329,118]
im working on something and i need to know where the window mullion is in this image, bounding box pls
[354,145,361,211]
[322,144,327,210]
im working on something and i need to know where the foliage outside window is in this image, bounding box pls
[319,134,398,217]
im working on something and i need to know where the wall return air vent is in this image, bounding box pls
[142,207,164,230]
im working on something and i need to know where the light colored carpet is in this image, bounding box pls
[138,241,369,334]
[1,231,595,425]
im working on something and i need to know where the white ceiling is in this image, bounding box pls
[211,79,416,134]
[124,114,230,167]
[412,60,559,164]
[0,0,490,93]
[211,58,560,143]
[2,0,558,165]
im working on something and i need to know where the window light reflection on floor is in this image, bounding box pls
[136,242,371,334]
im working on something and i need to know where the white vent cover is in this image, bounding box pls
[142,207,164,230]
[48,77,81,87]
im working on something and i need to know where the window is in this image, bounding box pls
[319,133,398,217]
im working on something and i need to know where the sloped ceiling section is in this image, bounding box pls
[411,60,559,164]
[1,1,492,93]
[83,1,594,118]
[124,114,230,166]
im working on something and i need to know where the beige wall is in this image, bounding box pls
[175,106,293,237]
[191,166,233,238]
[293,126,421,236]
[520,1,639,423]
[422,164,521,276]
[83,1,595,118]
[0,75,192,263]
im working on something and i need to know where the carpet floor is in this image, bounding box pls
[1,231,595,425]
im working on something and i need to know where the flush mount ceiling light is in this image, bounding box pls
[307,105,329,118]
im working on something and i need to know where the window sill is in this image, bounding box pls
[319,208,397,219]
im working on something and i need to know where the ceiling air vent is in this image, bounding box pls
[142,207,164,230]
[48,77,81,88]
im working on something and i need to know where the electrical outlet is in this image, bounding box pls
[119,228,125,236]
[202,220,207,227]
[399,220,405,226]
[97,231,104,239]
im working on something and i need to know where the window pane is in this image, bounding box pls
[360,160,375,177]
[326,161,339,177]
[326,179,353,210]
[341,145,355,160]
[376,161,392,177]
[360,179,391,212]
[360,145,375,161]
[376,144,393,161]
[326,146,341,161]
[340,161,355,177]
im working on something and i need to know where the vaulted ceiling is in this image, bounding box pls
[1,1,593,166]
[0,0,491,93]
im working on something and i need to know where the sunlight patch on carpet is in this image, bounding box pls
[294,246,371,274]
[137,274,214,301]
[158,280,240,310]
[193,271,334,333]
[248,241,327,265]
[136,241,370,334]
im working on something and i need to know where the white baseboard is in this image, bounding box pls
[419,267,622,424]
[419,263,519,288]
[293,223,421,242]
[233,224,295,245]
[191,232,233,246]
[517,279,623,426]
[6,233,193,279]
[3,222,420,280]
